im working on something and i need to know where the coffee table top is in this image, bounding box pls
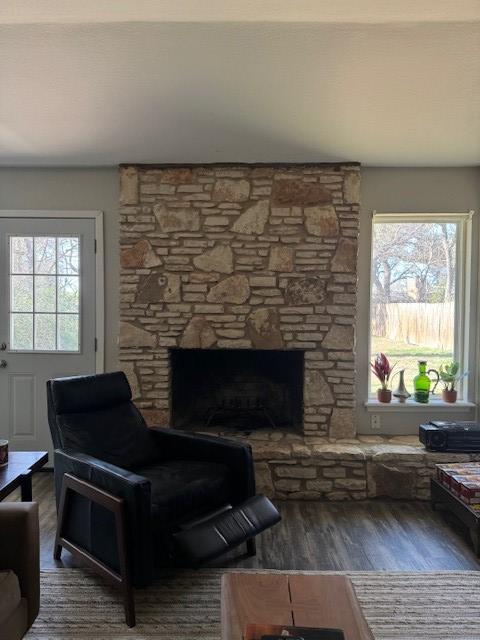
[0,451,48,501]
[221,572,374,640]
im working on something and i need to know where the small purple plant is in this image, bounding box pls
[371,353,396,390]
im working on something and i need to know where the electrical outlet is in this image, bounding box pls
[371,414,381,430]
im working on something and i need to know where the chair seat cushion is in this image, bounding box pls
[136,460,231,527]
[0,570,22,624]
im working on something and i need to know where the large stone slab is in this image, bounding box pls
[329,408,356,439]
[304,370,334,405]
[304,205,339,237]
[331,238,357,272]
[212,179,250,202]
[119,166,139,205]
[120,239,161,269]
[268,245,294,272]
[141,409,170,428]
[207,275,250,304]
[119,322,156,348]
[193,245,234,274]
[344,171,360,204]
[286,277,326,304]
[180,317,216,348]
[367,461,416,499]
[163,274,182,302]
[122,362,140,399]
[232,200,270,234]
[159,168,194,184]
[272,179,332,206]
[246,308,284,348]
[322,324,354,350]
[254,462,274,497]
[136,270,164,303]
[154,205,200,232]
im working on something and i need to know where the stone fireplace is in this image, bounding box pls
[119,163,360,439]
[117,163,468,502]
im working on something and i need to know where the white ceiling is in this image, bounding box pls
[0,1,479,167]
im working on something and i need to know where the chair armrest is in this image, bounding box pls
[150,428,256,503]
[0,502,39,629]
[54,450,153,587]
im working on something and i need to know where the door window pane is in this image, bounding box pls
[370,221,457,394]
[34,237,56,274]
[11,237,33,273]
[57,237,79,274]
[11,276,33,312]
[9,235,81,352]
[34,314,56,350]
[58,314,79,351]
[35,276,56,312]
[11,314,33,350]
[57,276,79,312]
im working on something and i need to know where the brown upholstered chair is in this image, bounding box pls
[0,502,40,639]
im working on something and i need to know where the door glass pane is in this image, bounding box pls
[11,314,33,350]
[57,276,79,312]
[57,314,79,351]
[11,275,33,312]
[35,275,56,312]
[57,237,79,275]
[34,314,56,350]
[11,237,33,273]
[34,237,56,274]
[9,235,81,352]
[370,221,457,394]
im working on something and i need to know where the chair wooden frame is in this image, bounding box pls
[54,472,135,627]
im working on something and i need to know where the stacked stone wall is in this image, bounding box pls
[119,163,360,438]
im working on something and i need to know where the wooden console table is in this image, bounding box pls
[221,572,374,640]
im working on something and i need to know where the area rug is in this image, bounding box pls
[26,569,480,640]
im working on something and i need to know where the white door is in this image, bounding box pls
[0,216,98,460]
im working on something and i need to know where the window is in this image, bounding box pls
[9,236,80,351]
[369,213,472,400]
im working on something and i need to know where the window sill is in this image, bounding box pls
[364,399,476,412]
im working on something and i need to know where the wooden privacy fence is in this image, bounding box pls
[372,302,454,350]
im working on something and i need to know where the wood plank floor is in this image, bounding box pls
[9,471,480,571]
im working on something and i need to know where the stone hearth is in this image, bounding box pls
[119,163,360,439]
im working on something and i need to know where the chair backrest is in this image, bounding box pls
[47,372,157,469]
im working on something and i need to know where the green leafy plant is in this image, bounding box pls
[439,361,467,391]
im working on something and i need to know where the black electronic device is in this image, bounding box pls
[419,421,480,452]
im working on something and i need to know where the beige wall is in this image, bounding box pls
[1,166,478,434]
[0,168,119,371]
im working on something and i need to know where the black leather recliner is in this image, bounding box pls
[47,371,262,589]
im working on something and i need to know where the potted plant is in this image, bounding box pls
[371,353,396,403]
[439,361,467,403]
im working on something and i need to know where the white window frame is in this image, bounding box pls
[0,210,104,372]
[366,211,475,410]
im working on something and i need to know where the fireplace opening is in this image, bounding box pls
[170,348,304,431]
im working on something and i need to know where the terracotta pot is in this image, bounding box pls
[442,388,457,403]
[377,388,392,403]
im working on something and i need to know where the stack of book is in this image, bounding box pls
[436,462,480,508]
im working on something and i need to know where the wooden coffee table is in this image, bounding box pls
[221,572,374,640]
[0,451,48,501]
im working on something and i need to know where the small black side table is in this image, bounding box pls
[0,451,48,501]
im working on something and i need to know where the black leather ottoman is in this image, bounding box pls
[173,494,281,565]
